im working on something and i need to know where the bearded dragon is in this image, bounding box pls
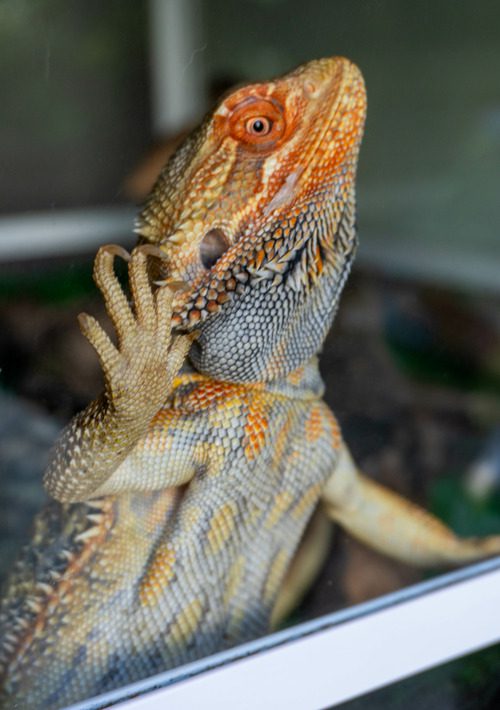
[1,56,499,710]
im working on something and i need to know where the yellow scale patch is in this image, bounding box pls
[271,418,292,469]
[263,549,290,604]
[206,502,237,554]
[191,439,225,476]
[264,491,294,529]
[182,504,202,531]
[223,554,246,606]
[210,398,241,431]
[291,483,323,520]
[304,405,324,443]
[169,599,204,646]
[138,544,176,606]
[245,503,264,530]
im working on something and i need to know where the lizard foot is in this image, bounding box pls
[44,245,193,502]
[78,244,192,421]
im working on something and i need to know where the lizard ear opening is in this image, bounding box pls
[200,228,230,270]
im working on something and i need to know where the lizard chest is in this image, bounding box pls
[131,377,341,655]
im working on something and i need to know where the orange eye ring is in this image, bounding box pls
[228,97,286,150]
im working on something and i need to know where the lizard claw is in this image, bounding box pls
[153,278,190,293]
[98,243,131,262]
[135,243,168,260]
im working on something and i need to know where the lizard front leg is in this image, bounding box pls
[44,244,192,503]
[321,442,500,566]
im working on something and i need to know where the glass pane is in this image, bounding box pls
[338,643,500,710]
[1,1,500,708]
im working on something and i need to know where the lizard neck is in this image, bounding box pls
[181,354,324,400]
[265,357,325,399]
[187,188,357,385]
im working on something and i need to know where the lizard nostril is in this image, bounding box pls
[199,228,230,270]
[304,80,319,98]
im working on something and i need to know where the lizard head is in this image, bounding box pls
[136,56,366,383]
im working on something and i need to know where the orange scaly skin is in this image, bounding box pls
[1,57,500,709]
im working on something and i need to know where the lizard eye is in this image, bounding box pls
[245,117,272,136]
[229,97,285,149]
[200,228,230,270]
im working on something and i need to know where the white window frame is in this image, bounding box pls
[64,557,500,710]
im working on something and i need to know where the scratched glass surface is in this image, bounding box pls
[1,1,500,708]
